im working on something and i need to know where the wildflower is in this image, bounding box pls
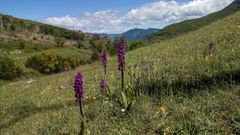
[118,40,126,72]
[100,50,108,93]
[102,50,107,67]
[135,78,141,96]
[160,106,166,114]
[74,72,84,101]
[118,40,126,91]
[102,50,107,74]
[100,79,106,91]
[74,72,84,117]
[92,96,96,100]
[208,42,214,50]
[125,83,132,91]
[121,109,125,112]
[203,42,214,58]
[163,127,170,135]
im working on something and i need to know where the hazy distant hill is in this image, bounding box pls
[149,0,240,40]
[88,33,121,42]
[92,28,158,41]
[121,28,159,40]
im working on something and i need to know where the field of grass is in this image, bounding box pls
[0,12,240,135]
[10,47,92,64]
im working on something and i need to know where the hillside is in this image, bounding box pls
[0,14,85,47]
[0,13,111,79]
[0,13,110,54]
[1,8,240,134]
[149,0,240,40]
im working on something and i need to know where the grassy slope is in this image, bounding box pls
[149,0,240,41]
[0,12,240,134]
[11,48,92,63]
[0,13,85,41]
[0,14,96,70]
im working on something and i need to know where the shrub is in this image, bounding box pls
[26,53,82,74]
[26,53,59,74]
[0,54,23,80]
[127,40,146,51]
[91,50,100,61]
[56,57,81,72]
[55,37,66,47]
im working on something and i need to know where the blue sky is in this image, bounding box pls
[0,0,165,20]
[0,0,234,33]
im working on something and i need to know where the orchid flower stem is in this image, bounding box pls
[79,100,84,118]
[121,70,124,92]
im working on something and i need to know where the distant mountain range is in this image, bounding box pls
[89,28,159,41]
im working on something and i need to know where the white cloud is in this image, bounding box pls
[44,0,234,34]
[122,0,234,25]
[45,10,121,33]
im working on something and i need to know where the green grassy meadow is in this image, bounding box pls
[0,12,240,135]
[10,47,92,66]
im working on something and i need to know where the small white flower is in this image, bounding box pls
[121,109,125,112]
[106,97,109,100]
[25,79,34,84]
